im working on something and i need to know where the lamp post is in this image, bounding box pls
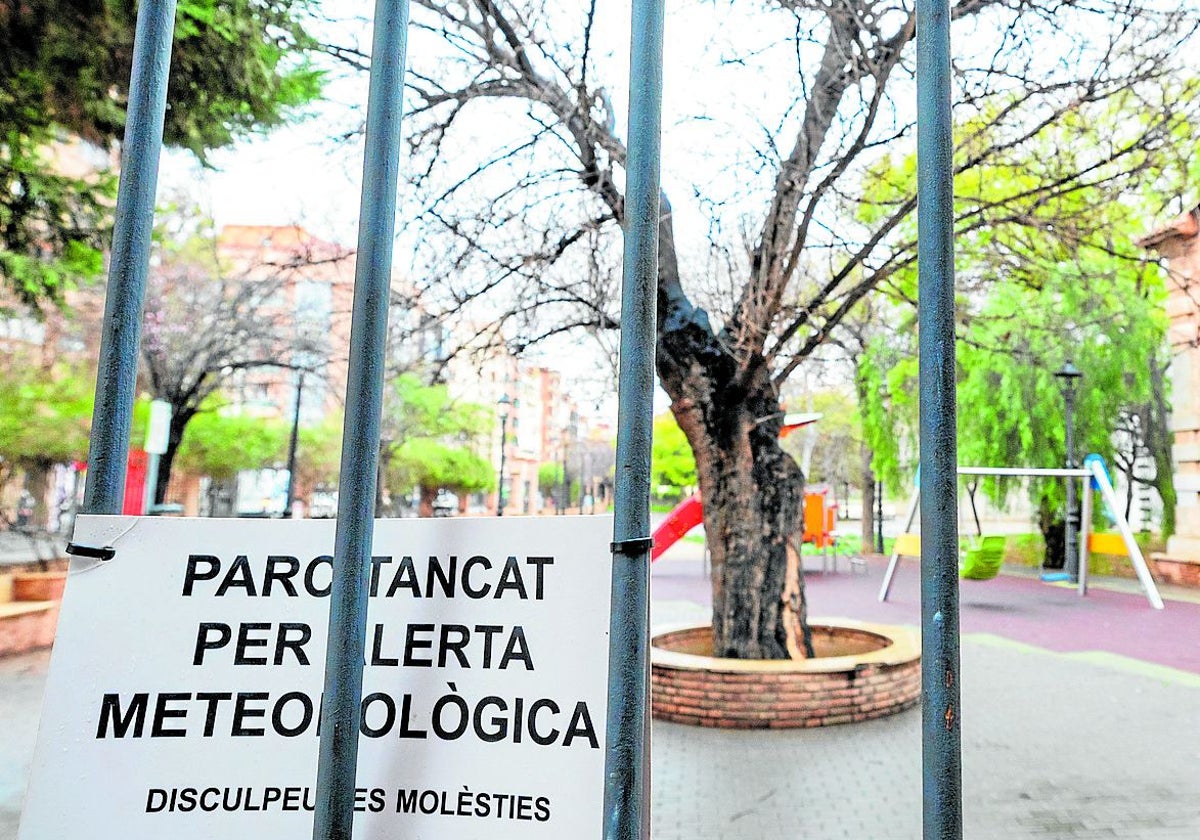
[875,389,891,555]
[496,394,511,516]
[1055,360,1083,581]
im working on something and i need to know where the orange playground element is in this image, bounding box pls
[801,486,837,549]
[650,412,826,560]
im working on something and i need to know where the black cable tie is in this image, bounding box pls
[610,537,655,556]
[65,542,116,562]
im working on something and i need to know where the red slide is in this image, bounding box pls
[649,413,822,561]
[651,493,704,561]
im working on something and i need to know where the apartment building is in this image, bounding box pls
[4,198,608,522]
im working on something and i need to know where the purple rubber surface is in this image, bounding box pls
[652,554,1200,674]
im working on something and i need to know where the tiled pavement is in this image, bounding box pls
[0,652,49,840]
[650,614,1199,838]
[649,548,1200,839]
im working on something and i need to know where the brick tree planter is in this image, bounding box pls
[651,619,921,729]
[11,571,68,602]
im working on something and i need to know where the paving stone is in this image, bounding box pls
[650,630,1200,840]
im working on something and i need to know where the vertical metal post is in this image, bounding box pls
[82,0,177,515]
[916,0,962,834]
[603,0,664,837]
[497,412,509,516]
[1078,479,1092,597]
[142,452,161,514]
[311,2,410,838]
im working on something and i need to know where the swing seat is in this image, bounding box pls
[959,535,1006,580]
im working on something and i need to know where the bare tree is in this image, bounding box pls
[1112,354,1174,536]
[140,235,346,504]
[390,0,1198,657]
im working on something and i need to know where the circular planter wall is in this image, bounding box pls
[12,571,68,602]
[651,619,920,729]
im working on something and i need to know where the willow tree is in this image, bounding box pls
[855,100,1185,560]
[860,246,1172,555]
[396,0,1199,657]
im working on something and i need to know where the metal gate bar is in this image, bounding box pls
[82,0,178,514]
[602,0,666,837]
[78,2,962,837]
[916,0,962,834]
[312,2,412,838]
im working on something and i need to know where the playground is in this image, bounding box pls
[646,537,1200,839]
[642,419,1199,835]
[652,538,1200,673]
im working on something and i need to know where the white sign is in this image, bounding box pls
[20,515,614,839]
[144,399,172,455]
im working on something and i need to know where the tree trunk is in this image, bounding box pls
[155,408,195,505]
[653,202,807,660]
[861,444,876,553]
[663,353,804,659]
[1038,496,1065,569]
[24,461,51,528]
[418,485,436,518]
[1148,357,1176,538]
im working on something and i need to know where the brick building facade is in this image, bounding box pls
[1140,205,1200,585]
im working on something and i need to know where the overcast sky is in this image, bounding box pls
[159,0,865,251]
[154,0,866,407]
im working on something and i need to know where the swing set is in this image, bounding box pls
[878,454,1165,609]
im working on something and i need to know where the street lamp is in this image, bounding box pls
[875,389,891,555]
[1055,360,1084,581]
[496,394,511,516]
